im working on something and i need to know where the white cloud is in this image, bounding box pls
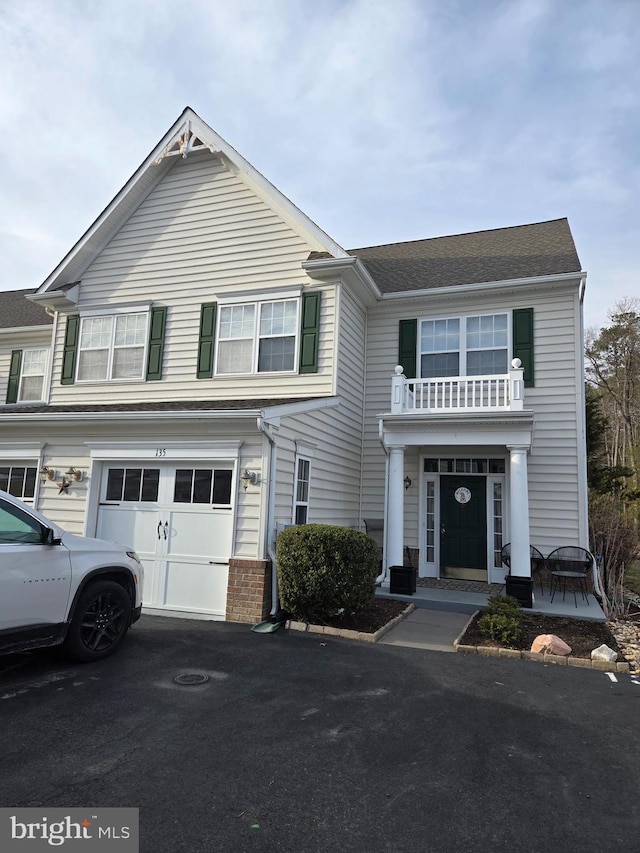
[0,0,637,330]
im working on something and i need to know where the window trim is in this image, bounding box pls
[76,310,150,383]
[17,347,50,403]
[215,297,300,376]
[419,311,510,379]
[292,453,312,525]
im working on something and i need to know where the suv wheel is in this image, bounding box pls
[64,580,132,662]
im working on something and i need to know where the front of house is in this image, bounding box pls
[0,108,589,621]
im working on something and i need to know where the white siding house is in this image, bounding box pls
[0,108,588,622]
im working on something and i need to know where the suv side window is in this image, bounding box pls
[0,500,45,545]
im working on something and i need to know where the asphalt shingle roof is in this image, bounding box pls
[0,397,320,415]
[348,218,582,294]
[0,289,53,329]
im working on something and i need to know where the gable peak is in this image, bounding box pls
[153,117,219,165]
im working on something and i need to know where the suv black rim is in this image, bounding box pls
[80,592,127,651]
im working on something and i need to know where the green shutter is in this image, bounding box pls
[146,306,167,381]
[197,303,217,379]
[6,350,22,403]
[61,315,79,385]
[513,308,534,387]
[299,292,321,374]
[398,319,417,379]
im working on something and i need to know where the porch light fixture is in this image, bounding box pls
[240,469,259,491]
[65,467,83,482]
[404,476,412,490]
[40,466,55,482]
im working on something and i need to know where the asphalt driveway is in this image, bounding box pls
[1,615,639,852]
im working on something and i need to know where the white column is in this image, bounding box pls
[386,445,405,569]
[508,445,531,577]
[390,366,406,414]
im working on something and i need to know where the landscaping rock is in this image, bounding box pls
[531,634,572,656]
[591,643,618,662]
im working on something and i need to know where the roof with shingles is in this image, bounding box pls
[0,289,53,329]
[348,218,582,294]
[0,397,320,415]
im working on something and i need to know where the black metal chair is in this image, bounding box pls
[546,546,593,607]
[500,543,546,593]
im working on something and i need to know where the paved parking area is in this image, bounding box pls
[1,615,639,852]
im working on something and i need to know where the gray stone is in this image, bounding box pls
[591,643,618,662]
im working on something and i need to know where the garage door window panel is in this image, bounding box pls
[174,469,232,505]
[105,468,160,503]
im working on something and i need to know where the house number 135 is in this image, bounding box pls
[155,448,167,457]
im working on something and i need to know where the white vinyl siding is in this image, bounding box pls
[48,152,335,405]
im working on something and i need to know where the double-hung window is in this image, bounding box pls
[18,349,48,401]
[216,299,298,375]
[420,314,508,378]
[77,312,148,381]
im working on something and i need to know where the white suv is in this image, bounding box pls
[0,489,143,662]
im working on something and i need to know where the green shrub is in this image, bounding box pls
[477,613,521,647]
[484,593,523,621]
[276,524,379,623]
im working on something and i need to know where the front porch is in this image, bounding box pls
[377,577,606,621]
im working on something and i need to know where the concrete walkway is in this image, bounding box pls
[379,607,471,652]
[376,584,606,652]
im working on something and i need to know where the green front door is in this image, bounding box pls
[440,475,487,581]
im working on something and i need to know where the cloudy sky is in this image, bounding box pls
[1,0,637,330]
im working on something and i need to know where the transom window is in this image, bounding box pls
[0,466,37,500]
[420,314,508,378]
[77,313,148,381]
[19,349,48,401]
[216,299,298,374]
[423,458,505,474]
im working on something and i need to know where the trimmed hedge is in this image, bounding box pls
[276,524,379,623]
[478,594,523,647]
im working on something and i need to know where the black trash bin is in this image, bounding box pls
[389,566,416,595]
[505,574,533,608]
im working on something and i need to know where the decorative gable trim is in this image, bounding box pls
[35,108,347,297]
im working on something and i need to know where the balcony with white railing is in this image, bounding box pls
[390,358,525,415]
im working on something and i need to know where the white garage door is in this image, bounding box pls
[97,463,234,618]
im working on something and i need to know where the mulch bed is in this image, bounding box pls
[304,599,408,633]
[460,611,624,658]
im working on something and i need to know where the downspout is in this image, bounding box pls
[376,418,389,585]
[257,415,279,615]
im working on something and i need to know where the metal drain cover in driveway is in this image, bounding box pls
[174,674,209,686]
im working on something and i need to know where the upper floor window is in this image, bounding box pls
[420,314,508,378]
[18,349,48,402]
[77,313,148,382]
[216,299,298,375]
